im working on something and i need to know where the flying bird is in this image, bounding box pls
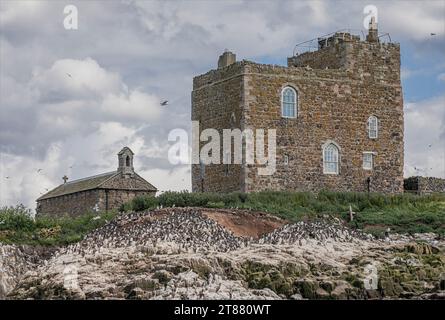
[5,176,10,179]
[430,33,436,36]
[66,73,72,78]
[160,100,169,106]
[428,144,432,147]
[37,169,43,173]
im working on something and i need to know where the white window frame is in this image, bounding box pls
[281,86,297,118]
[363,152,376,170]
[284,154,289,165]
[367,116,378,139]
[322,141,340,175]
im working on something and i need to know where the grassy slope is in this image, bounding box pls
[124,191,445,237]
[1,191,444,245]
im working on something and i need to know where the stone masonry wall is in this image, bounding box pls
[192,62,245,192]
[101,173,154,190]
[37,188,155,217]
[37,189,102,217]
[404,176,445,194]
[96,189,155,211]
[243,56,403,193]
[192,33,404,194]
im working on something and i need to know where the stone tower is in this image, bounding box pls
[191,25,404,194]
[117,146,134,176]
[366,16,379,43]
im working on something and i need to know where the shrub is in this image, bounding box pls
[0,206,118,246]
[132,196,159,211]
[0,204,35,231]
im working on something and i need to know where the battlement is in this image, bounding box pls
[287,19,399,78]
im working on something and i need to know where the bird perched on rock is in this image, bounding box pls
[385,227,391,238]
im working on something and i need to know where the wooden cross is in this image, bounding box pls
[349,205,356,222]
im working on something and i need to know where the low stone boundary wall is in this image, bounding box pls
[404,176,445,194]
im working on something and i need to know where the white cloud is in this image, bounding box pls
[31,58,124,102]
[404,95,445,178]
[0,1,50,28]
[0,145,62,209]
[139,167,191,194]
[101,90,160,122]
[381,1,445,40]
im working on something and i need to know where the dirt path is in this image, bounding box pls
[200,208,286,238]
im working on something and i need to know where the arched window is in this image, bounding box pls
[125,155,130,167]
[281,86,297,118]
[323,142,340,174]
[367,116,378,139]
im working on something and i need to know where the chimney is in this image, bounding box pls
[218,50,236,69]
[62,175,68,184]
[366,16,379,43]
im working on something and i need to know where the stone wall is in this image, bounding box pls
[287,33,354,69]
[192,32,404,194]
[192,62,245,192]
[96,189,155,211]
[404,176,445,194]
[101,173,155,190]
[37,189,102,217]
[37,188,155,217]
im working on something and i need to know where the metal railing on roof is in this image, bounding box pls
[378,32,392,42]
[292,29,391,56]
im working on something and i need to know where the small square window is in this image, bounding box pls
[363,153,374,170]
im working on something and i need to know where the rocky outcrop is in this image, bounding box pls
[0,245,55,299]
[3,208,445,300]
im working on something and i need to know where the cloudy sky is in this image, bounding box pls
[0,0,444,210]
